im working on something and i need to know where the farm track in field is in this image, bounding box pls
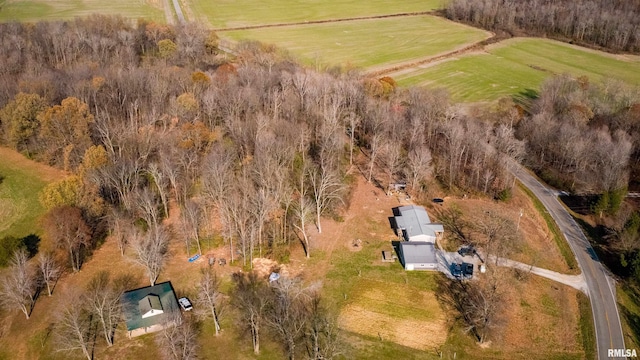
[367,35,497,76]
[213,11,435,31]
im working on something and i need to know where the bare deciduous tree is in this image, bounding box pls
[306,294,341,360]
[0,249,37,319]
[309,164,344,234]
[436,205,471,244]
[232,271,271,355]
[293,162,314,258]
[131,226,169,286]
[366,122,384,184]
[156,312,198,360]
[37,251,61,297]
[134,187,162,233]
[194,267,222,335]
[406,145,433,194]
[54,291,94,360]
[148,162,170,218]
[379,138,404,190]
[85,271,133,346]
[476,211,520,261]
[43,206,93,272]
[345,113,360,166]
[266,278,312,360]
[180,198,204,256]
[106,208,132,256]
[437,273,503,344]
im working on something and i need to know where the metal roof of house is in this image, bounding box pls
[393,205,443,240]
[399,242,437,265]
[121,282,179,331]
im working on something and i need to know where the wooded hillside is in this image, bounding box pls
[445,0,640,53]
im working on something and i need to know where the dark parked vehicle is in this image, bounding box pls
[458,246,475,257]
[451,263,463,278]
[462,263,474,278]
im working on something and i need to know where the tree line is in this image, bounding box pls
[517,75,639,196]
[445,0,640,53]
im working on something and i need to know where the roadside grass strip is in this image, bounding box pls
[518,182,579,272]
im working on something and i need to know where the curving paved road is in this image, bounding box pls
[512,163,626,360]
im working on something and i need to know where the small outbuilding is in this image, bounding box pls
[392,205,444,243]
[397,241,438,270]
[121,281,180,338]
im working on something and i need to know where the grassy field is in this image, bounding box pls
[324,237,445,358]
[224,16,490,70]
[0,0,165,23]
[189,0,442,29]
[394,37,640,102]
[0,147,65,239]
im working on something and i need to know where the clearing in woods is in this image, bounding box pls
[307,170,585,359]
[0,158,587,359]
[392,37,640,102]
[0,147,66,239]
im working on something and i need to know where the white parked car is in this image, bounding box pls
[178,297,193,311]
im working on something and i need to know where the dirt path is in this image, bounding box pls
[367,36,493,76]
[161,0,175,25]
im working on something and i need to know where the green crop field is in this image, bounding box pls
[189,0,442,29]
[223,16,490,70]
[394,37,640,102]
[0,0,164,23]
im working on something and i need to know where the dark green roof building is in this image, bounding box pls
[121,281,180,338]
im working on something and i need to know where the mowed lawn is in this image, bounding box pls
[0,0,164,23]
[190,0,441,29]
[394,37,640,102]
[224,16,491,70]
[0,147,65,239]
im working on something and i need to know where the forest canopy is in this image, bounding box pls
[445,0,640,53]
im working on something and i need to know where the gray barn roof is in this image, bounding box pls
[393,205,443,241]
[399,241,437,265]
